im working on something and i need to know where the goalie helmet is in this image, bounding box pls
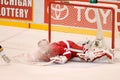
[37,39,50,61]
[38,39,49,52]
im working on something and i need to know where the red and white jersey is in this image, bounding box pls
[49,40,85,61]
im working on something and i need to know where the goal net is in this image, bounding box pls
[48,1,120,49]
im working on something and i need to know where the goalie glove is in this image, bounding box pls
[50,56,68,64]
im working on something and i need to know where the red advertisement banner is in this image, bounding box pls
[0,0,33,21]
[50,3,114,30]
[44,0,120,30]
[44,0,88,23]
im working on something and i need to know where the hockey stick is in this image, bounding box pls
[24,60,55,66]
[40,60,56,66]
[12,56,56,66]
[11,60,55,66]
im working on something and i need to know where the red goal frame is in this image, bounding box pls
[48,2,116,48]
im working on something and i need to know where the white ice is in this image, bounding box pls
[0,25,120,80]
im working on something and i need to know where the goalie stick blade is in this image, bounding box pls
[12,60,55,66]
[11,54,55,66]
[28,60,56,66]
[40,60,55,66]
[24,60,55,66]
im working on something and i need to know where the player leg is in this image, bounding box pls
[0,45,11,63]
[91,49,113,63]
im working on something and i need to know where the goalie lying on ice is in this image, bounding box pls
[13,39,114,64]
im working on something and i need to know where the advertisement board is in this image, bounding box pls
[0,0,33,21]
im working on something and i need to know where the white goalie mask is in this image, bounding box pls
[38,39,50,54]
[36,39,50,61]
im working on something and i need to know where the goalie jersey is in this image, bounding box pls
[49,40,85,60]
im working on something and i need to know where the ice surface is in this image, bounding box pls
[0,25,120,80]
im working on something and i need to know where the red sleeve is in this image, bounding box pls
[68,40,84,50]
[63,51,72,60]
[49,42,66,57]
[50,42,73,61]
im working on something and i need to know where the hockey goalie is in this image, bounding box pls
[12,39,114,64]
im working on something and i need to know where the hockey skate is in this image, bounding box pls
[0,45,11,63]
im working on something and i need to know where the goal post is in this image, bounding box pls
[48,1,120,49]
